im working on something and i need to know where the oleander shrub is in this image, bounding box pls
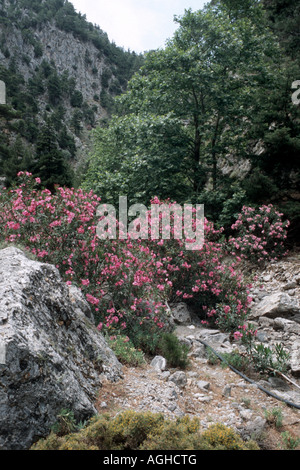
[220,350,251,374]
[0,173,283,348]
[227,204,289,264]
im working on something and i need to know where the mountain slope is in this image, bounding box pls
[0,0,144,187]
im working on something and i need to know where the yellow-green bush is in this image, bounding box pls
[197,423,259,450]
[30,411,259,451]
[106,335,146,366]
[31,432,62,450]
[140,416,201,450]
[107,410,165,449]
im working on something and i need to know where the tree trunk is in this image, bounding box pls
[193,123,201,193]
[211,113,220,191]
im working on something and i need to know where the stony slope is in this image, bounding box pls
[96,251,300,450]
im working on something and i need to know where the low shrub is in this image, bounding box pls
[140,415,201,450]
[156,332,189,369]
[31,410,258,450]
[234,324,291,375]
[280,431,300,450]
[220,350,251,374]
[105,334,146,366]
[50,409,78,436]
[197,423,259,450]
[264,407,283,429]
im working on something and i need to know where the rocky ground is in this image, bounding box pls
[95,250,300,451]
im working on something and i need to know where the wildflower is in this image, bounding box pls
[233,331,243,341]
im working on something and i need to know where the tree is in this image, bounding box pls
[0,104,26,186]
[58,126,76,158]
[246,0,300,241]
[1,136,34,187]
[84,113,190,205]
[47,72,62,107]
[85,0,281,214]
[262,0,300,59]
[70,90,83,108]
[33,124,73,190]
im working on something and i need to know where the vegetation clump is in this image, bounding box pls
[30,410,259,451]
[0,172,290,366]
[105,334,146,367]
[157,332,190,369]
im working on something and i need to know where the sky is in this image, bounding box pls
[70,0,208,53]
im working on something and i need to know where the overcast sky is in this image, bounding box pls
[70,0,208,53]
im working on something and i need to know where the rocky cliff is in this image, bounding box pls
[0,0,143,184]
[0,246,122,450]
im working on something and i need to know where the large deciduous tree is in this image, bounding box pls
[84,1,283,213]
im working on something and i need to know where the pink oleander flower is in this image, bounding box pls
[233,331,243,341]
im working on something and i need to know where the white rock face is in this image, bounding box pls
[170,302,192,324]
[0,247,122,450]
[250,292,300,319]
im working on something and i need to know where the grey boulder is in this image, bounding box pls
[0,247,122,450]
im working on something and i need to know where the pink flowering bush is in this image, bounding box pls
[227,204,289,264]
[0,173,256,351]
[214,300,251,333]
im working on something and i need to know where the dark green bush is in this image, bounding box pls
[157,332,189,369]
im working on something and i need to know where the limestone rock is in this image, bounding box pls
[240,416,267,440]
[0,247,122,450]
[290,341,300,377]
[150,355,167,372]
[250,292,300,320]
[170,303,192,325]
[168,371,187,389]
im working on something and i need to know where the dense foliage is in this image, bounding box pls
[84,0,299,239]
[0,173,289,355]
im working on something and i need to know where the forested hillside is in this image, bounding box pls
[0,0,143,188]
